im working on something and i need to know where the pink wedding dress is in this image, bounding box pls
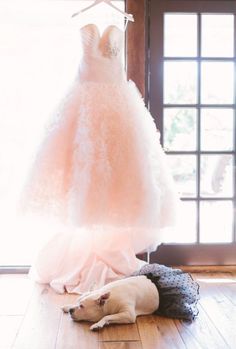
[19,24,178,294]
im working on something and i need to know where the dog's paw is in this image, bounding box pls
[90,321,106,331]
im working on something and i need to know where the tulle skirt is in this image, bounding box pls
[132,263,200,321]
[19,79,179,293]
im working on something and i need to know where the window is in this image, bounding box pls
[149,0,236,264]
[0,0,125,267]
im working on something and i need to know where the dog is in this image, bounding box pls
[62,275,159,331]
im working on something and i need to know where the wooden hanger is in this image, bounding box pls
[71,0,134,22]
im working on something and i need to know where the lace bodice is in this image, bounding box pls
[78,24,125,83]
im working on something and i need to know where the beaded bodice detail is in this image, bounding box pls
[78,24,125,83]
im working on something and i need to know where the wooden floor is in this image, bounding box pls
[0,272,236,349]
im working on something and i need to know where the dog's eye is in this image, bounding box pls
[79,304,84,309]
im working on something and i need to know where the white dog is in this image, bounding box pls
[62,275,159,331]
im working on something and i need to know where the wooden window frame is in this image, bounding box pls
[126,0,147,100]
[148,0,236,265]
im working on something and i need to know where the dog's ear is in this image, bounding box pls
[96,292,110,306]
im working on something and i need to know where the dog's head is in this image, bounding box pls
[68,292,110,322]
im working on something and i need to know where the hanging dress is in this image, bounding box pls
[19,24,179,293]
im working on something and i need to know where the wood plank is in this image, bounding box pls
[0,315,23,349]
[99,322,140,342]
[13,284,64,349]
[194,272,233,303]
[137,315,185,349]
[99,342,142,349]
[194,273,236,349]
[0,274,33,315]
[174,305,228,349]
[57,319,98,349]
[214,272,236,306]
[56,293,98,349]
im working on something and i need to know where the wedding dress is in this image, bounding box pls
[19,24,179,293]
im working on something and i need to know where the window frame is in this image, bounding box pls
[126,0,147,98]
[148,0,236,265]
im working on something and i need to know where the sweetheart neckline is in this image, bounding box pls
[79,23,124,39]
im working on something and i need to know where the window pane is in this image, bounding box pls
[201,15,234,57]
[167,155,197,197]
[164,61,198,104]
[164,14,197,57]
[200,155,233,197]
[163,201,197,243]
[201,62,234,104]
[200,201,233,243]
[201,108,234,151]
[164,108,197,151]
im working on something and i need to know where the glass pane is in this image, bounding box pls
[201,108,234,151]
[164,61,198,104]
[200,201,233,242]
[163,201,197,243]
[201,155,233,197]
[164,14,197,57]
[167,155,197,197]
[164,108,197,151]
[201,62,234,104]
[201,15,234,57]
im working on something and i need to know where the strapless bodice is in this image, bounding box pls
[78,24,126,83]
